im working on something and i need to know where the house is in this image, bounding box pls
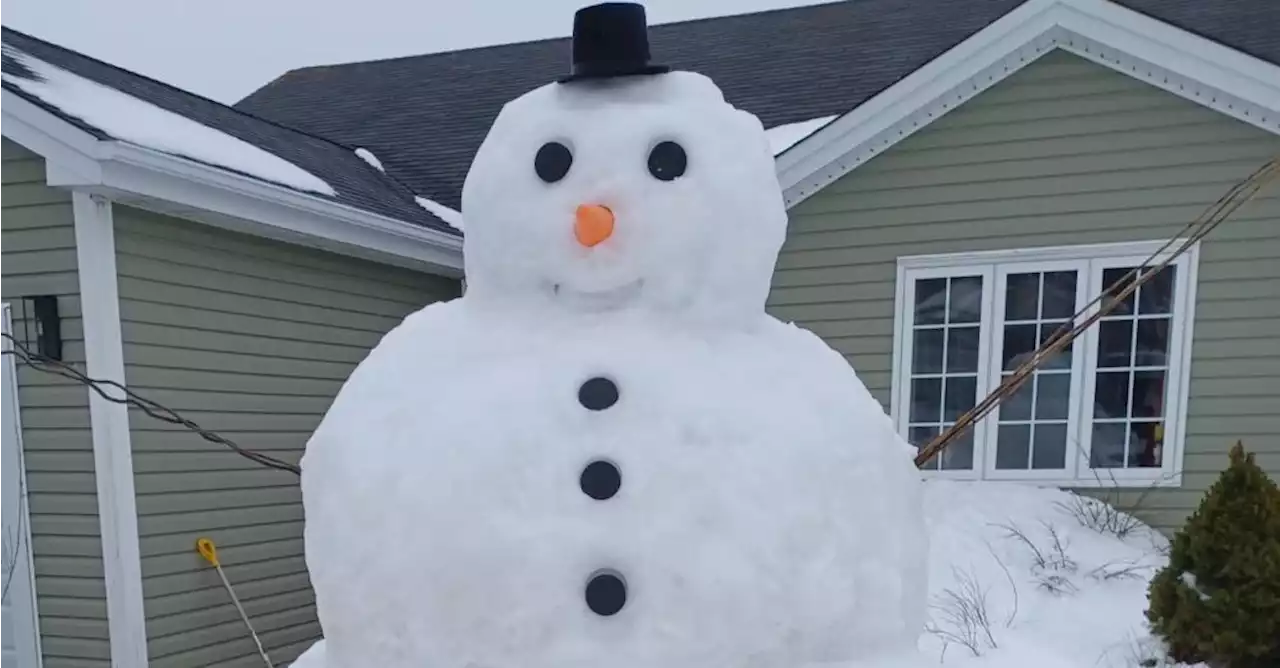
[1,27,464,668]
[1,0,1277,665]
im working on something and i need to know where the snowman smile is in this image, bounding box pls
[552,278,645,309]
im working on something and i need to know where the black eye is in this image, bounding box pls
[647,141,687,181]
[535,141,573,183]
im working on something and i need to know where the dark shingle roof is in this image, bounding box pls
[1,27,455,233]
[235,0,1280,211]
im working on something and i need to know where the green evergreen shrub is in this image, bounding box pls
[1146,441,1280,668]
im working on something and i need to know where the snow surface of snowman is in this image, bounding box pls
[297,69,928,668]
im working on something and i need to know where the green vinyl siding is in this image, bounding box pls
[2,138,111,666]
[769,51,1280,533]
[112,206,461,667]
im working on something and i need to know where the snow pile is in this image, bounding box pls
[414,195,463,230]
[3,50,335,196]
[919,481,1174,668]
[354,147,385,172]
[765,114,837,155]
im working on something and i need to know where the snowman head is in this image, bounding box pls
[460,70,788,325]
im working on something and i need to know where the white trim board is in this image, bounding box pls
[2,91,463,277]
[72,193,150,667]
[776,0,1280,208]
[2,304,44,668]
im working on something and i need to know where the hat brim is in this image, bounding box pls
[557,63,670,84]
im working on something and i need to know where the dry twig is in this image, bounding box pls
[925,566,1001,657]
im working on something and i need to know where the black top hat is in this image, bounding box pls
[558,2,670,83]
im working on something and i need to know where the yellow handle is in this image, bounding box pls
[196,537,220,567]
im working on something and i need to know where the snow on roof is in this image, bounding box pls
[4,49,335,196]
[765,115,837,156]
[415,196,463,231]
[354,147,385,173]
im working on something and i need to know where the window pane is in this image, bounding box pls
[1129,422,1163,468]
[1135,320,1170,367]
[1002,324,1037,371]
[1131,371,1166,418]
[1005,273,1040,321]
[1001,374,1032,421]
[1038,320,1073,370]
[1102,268,1136,316]
[1138,266,1176,315]
[1090,422,1127,468]
[948,276,983,324]
[996,424,1031,469]
[910,378,942,423]
[1032,423,1068,470]
[946,327,980,373]
[1035,373,1071,420]
[941,428,974,470]
[910,425,940,470]
[914,278,947,325]
[909,425,938,447]
[1097,320,1134,368]
[912,329,944,373]
[1042,271,1078,319]
[1094,371,1131,419]
[943,376,977,421]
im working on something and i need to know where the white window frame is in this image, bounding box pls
[891,240,1199,488]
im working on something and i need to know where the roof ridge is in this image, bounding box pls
[267,0,849,77]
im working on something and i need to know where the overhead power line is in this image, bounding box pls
[1,332,301,476]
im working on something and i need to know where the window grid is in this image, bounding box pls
[991,267,1080,476]
[895,242,1194,487]
[907,276,982,472]
[1087,265,1175,471]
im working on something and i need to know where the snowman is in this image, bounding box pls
[295,3,928,667]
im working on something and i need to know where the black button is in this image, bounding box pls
[580,460,621,500]
[578,376,619,411]
[585,571,627,616]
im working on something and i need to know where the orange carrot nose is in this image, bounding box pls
[575,204,615,248]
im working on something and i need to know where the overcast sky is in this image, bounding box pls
[3,0,830,103]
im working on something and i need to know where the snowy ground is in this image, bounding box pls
[292,480,1181,667]
[918,480,1179,668]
